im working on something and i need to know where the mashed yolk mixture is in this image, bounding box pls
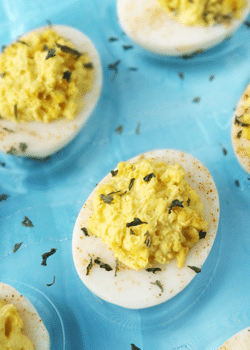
[0,300,33,349]
[158,0,246,26]
[88,158,208,270]
[0,28,94,123]
[240,95,250,157]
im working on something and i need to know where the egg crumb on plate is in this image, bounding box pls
[72,149,220,309]
[0,282,50,350]
[0,25,102,158]
[117,0,250,56]
[232,82,250,174]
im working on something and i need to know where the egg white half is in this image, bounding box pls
[72,149,220,309]
[231,83,250,174]
[117,0,250,56]
[218,326,250,349]
[0,25,102,158]
[0,282,50,350]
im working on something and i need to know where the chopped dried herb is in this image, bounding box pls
[108,60,120,78]
[120,191,127,197]
[235,180,240,187]
[63,70,72,82]
[126,218,147,227]
[41,248,57,266]
[43,44,49,51]
[3,127,14,133]
[187,197,191,206]
[84,62,94,69]
[235,116,249,127]
[1,45,7,53]
[0,73,4,78]
[94,258,113,271]
[22,216,34,227]
[108,190,122,196]
[193,96,201,103]
[178,72,184,79]
[17,40,28,46]
[56,42,82,59]
[144,231,151,248]
[111,169,118,176]
[0,194,9,202]
[209,75,214,81]
[188,265,201,273]
[143,173,156,182]
[45,48,56,60]
[19,142,27,153]
[131,345,141,350]
[168,199,184,214]
[7,147,17,155]
[182,49,204,59]
[115,125,123,134]
[129,67,138,71]
[130,229,135,235]
[0,162,5,167]
[222,147,227,155]
[86,256,93,276]
[199,230,207,239]
[123,44,133,50]
[129,178,135,190]
[150,280,164,292]
[135,122,141,135]
[108,37,119,42]
[46,19,52,27]
[100,194,114,204]
[244,20,250,28]
[81,227,89,237]
[14,104,18,119]
[145,267,162,274]
[114,259,118,277]
[46,276,56,286]
[236,130,242,139]
[13,242,23,253]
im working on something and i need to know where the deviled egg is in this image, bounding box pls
[117,0,250,56]
[0,282,50,349]
[231,82,250,174]
[218,326,250,349]
[0,25,102,158]
[72,149,220,309]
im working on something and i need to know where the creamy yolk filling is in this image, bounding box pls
[0,28,94,123]
[0,300,33,350]
[158,0,246,26]
[88,158,208,270]
[239,95,250,157]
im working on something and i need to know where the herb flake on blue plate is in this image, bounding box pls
[46,276,56,287]
[135,122,141,134]
[192,96,201,103]
[1,45,7,53]
[235,180,240,187]
[209,74,214,81]
[115,125,123,134]
[41,248,57,266]
[108,37,119,42]
[131,345,141,350]
[178,72,184,79]
[13,242,23,253]
[126,218,147,227]
[123,44,133,50]
[94,258,113,271]
[0,194,9,202]
[22,216,34,227]
[188,265,201,273]
[222,147,227,155]
[0,162,5,167]
[129,67,138,71]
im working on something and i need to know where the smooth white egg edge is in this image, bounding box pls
[72,149,220,309]
[218,326,250,349]
[0,282,50,350]
[0,25,102,158]
[117,0,250,56]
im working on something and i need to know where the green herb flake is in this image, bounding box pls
[0,162,5,167]
[17,40,28,46]
[115,125,123,134]
[86,256,93,276]
[129,67,138,71]
[100,194,114,204]
[244,20,250,28]
[150,280,164,293]
[56,42,82,59]
[168,199,184,214]
[126,218,147,227]
[3,128,14,133]
[108,37,119,42]
[143,173,156,182]
[45,48,56,60]
[1,45,7,53]
[193,96,201,103]
[236,130,242,139]
[111,169,118,177]
[114,259,118,277]
[108,60,120,78]
[46,19,52,27]
[209,75,214,81]
[0,194,9,202]
[0,73,4,78]
[22,216,34,227]
[7,147,17,156]
[199,230,207,239]
[182,49,204,59]
[43,44,49,51]
[135,122,141,135]
[46,275,56,287]
[19,142,27,153]
[222,147,227,155]
[235,116,249,127]
[41,248,57,266]
[14,104,18,119]
[235,180,240,187]
[145,267,162,274]
[187,197,191,206]
[144,231,151,248]
[84,62,94,69]
[94,258,113,271]
[129,178,135,190]
[131,345,141,350]
[63,70,72,82]
[130,229,135,235]
[179,72,184,79]
[188,265,201,273]
[81,227,89,237]
[123,44,133,50]
[13,242,23,253]
[119,191,127,197]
